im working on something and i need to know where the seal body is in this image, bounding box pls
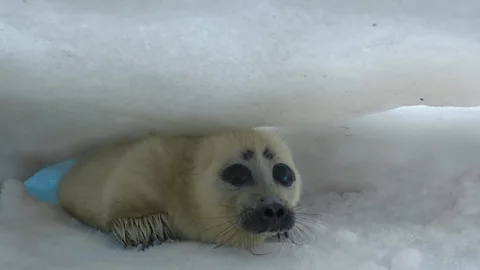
[57,130,302,249]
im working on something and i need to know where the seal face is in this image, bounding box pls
[220,162,297,234]
[57,130,302,250]
[189,131,302,248]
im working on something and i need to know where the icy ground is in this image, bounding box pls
[2,106,480,270]
[0,107,480,270]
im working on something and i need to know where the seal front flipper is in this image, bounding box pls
[109,213,174,250]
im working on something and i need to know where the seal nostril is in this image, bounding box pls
[264,208,274,218]
[276,208,285,218]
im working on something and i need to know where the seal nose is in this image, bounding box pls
[261,201,286,220]
[240,197,294,234]
[259,197,290,232]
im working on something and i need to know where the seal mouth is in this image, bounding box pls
[268,228,287,233]
[239,204,295,235]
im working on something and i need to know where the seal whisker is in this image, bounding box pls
[252,128,257,152]
[268,128,280,147]
[231,133,245,152]
[245,238,269,256]
[213,227,239,249]
[211,223,238,247]
[211,219,238,237]
[293,220,318,244]
[293,207,323,217]
[201,219,236,234]
[287,227,305,246]
[295,214,321,221]
[291,226,310,245]
[196,221,234,250]
[296,212,323,217]
[292,203,313,212]
[294,215,324,227]
[199,215,237,220]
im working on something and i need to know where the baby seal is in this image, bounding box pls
[57,130,302,250]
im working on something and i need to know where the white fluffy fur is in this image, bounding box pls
[57,130,302,249]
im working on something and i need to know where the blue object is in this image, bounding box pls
[24,159,76,204]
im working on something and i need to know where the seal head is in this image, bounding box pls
[189,131,302,247]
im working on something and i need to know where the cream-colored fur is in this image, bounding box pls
[57,130,302,249]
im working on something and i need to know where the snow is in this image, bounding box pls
[2,0,480,269]
[2,106,480,269]
[1,0,480,176]
[390,248,423,270]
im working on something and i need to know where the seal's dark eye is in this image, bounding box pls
[272,163,295,187]
[221,163,253,187]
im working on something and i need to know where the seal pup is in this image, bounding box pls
[57,130,302,250]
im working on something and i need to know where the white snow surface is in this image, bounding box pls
[2,106,480,270]
[2,0,480,269]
